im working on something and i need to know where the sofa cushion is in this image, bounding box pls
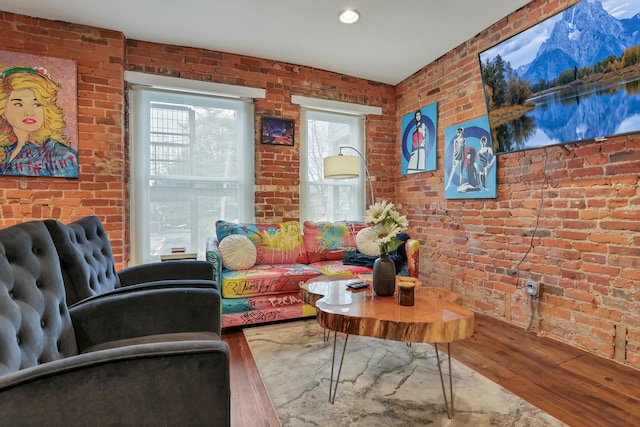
[303,221,368,263]
[356,227,381,256]
[219,264,321,298]
[222,302,316,328]
[221,292,306,315]
[216,220,307,265]
[219,235,257,270]
[308,260,373,276]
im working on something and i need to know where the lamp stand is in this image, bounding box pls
[338,146,375,207]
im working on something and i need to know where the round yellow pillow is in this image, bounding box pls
[219,234,257,270]
[356,227,380,256]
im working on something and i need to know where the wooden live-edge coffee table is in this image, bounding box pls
[299,275,474,419]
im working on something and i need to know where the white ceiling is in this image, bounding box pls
[1,0,531,85]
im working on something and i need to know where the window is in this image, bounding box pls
[301,109,365,222]
[129,87,254,264]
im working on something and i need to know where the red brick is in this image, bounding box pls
[1,0,639,370]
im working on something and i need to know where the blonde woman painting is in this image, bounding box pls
[0,66,78,177]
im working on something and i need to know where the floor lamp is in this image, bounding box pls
[323,146,375,209]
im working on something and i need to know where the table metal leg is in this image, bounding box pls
[325,330,455,417]
[434,343,454,419]
[329,329,350,404]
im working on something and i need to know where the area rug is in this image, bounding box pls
[244,319,566,427]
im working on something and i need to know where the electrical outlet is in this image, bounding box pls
[525,280,540,297]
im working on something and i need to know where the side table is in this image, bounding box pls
[160,252,198,261]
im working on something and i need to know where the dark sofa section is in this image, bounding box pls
[0,219,230,426]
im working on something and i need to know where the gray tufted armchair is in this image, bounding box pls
[44,216,221,334]
[0,220,230,426]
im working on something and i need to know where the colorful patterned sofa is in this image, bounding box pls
[206,220,419,328]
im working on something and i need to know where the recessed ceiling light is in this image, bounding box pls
[339,9,360,24]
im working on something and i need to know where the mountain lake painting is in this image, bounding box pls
[479,0,640,154]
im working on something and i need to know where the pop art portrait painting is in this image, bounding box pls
[444,116,497,199]
[401,102,437,175]
[0,51,78,178]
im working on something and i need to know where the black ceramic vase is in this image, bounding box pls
[373,253,396,296]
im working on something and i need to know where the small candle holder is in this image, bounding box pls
[397,279,415,306]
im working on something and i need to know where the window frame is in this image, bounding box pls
[300,108,367,222]
[128,81,257,265]
[294,95,382,223]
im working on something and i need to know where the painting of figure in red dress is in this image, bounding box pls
[0,51,78,178]
[401,102,437,175]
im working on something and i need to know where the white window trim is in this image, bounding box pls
[125,71,266,99]
[291,94,381,116]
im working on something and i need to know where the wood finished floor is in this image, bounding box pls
[222,312,640,427]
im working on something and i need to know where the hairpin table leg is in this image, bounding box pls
[434,343,454,419]
[329,328,350,404]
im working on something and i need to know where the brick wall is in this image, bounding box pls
[395,0,640,368]
[0,12,126,263]
[0,12,395,266]
[2,0,639,369]
[126,40,397,222]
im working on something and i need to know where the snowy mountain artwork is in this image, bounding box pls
[479,0,640,154]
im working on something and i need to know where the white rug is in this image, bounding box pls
[244,319,567,427]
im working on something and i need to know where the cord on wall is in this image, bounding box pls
[513,149,549,335]
[514,149,549,290]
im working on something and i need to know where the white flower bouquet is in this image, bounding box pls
[363,199,409,256]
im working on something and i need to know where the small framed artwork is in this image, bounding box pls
[261,116,294,146]
[444,116,497,199]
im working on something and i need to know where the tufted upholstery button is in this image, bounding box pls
[1,221,84,378]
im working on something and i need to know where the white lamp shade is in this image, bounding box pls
[323,155,359,179]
